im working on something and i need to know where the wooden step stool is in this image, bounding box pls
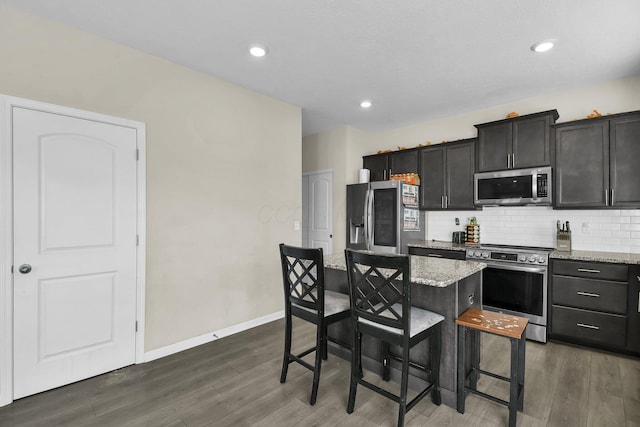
[455,308,528,427]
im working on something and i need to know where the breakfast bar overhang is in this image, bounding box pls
[323,252,486,408]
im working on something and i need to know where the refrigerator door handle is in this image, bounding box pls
[363,189,370,250]
[367,189,374,250]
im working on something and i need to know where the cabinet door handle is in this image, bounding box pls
[577,323,600,330]
[441,195,445,209]
[577,291,600,298]
[610,188,615,206]
[444,195,448,209]
[605,189,609,206]
[507,154,511,169]
[637,291,639,313]
[512,153,516,168]
[577,268,600,274]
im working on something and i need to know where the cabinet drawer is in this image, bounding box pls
[551,305,626,347]
[553,260,628,281]
[408,247,466,260]
[552,275,627,314]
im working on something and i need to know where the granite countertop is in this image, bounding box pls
[324,252,486,288]
[550,250,640,265]
[408,240,469,252]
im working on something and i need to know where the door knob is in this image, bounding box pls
[18,264,32,274]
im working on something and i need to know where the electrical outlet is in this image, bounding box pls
[582,222,590,233]
[455,217,460,225]
[294,220,300,231]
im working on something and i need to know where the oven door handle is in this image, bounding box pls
[483,263,547,274]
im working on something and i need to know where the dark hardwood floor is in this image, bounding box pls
[0,318,638,426]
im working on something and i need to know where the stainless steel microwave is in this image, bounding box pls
[474,166,552,206]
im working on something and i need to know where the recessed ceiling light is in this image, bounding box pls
[249,45,268,57]
[531,39,555,53]
[360,100,372,109]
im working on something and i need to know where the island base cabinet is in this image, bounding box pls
[551,305,626,348]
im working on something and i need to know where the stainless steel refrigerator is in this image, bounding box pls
[346,181,425,254]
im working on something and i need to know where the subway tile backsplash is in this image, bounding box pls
[427,206,640,254]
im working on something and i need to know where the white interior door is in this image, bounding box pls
[303,170,333,254]
[12,107,138,399]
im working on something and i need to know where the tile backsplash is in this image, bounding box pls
[427,206,640,254]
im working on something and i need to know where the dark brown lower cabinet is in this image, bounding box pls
[550,259,639,355]
[628,265,640,353]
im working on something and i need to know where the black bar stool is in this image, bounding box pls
[456,308,528,427]
[278,243,351,405]
[344,249,444,427]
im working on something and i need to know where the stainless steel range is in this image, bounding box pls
[466,244,551,343]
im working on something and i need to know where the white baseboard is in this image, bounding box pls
[143,311,284,363]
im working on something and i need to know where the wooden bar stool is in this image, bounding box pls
[456,308,528,427]
[344,249,444,427]
[279,244,351,405]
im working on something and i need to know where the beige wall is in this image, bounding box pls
[0,5,301,351]
[304,75,640,253]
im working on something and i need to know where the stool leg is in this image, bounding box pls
[398,346,410,427]
[322,322,329,360]
[347,331,361,414]
[280,310,292,384]
[456,324,466,414]
[470,329,480,390]
[518,333,526,411]
[430,324,442,406]
[382,341,390,381]
[508,337,519,427]
[310,322,323,405]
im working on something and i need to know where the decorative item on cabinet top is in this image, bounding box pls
[390,173,420,185]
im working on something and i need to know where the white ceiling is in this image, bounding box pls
[3,0,640,136]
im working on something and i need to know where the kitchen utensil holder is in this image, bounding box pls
[556,230,571,252]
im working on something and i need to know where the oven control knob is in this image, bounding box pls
[528,256,536,263]
[482,252,489,258]
[474,251,481,257]
[518,255,527,262]
[537,258,545,264]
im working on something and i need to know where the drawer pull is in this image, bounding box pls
[427,253,443,258]
[577,268,600,274]
[577,323,600,330]
[576,291,600,298]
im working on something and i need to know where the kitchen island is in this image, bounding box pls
[322,252,486,408]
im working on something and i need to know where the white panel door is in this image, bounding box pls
[306,171,333,254]
[12,107,138,399]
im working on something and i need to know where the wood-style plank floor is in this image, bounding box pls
[0,318,638,426]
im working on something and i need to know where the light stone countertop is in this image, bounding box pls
[550,250,640,265]
[324,252,486,288]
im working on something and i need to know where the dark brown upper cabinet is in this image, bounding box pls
[362,148,418,181]
[554,111,640,209]
[419,139,476,210]
[475,110,559,172]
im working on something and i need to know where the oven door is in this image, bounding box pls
[481,262,547,328]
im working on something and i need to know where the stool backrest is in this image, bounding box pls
[279,243,325,317]
[344,249,411,338]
